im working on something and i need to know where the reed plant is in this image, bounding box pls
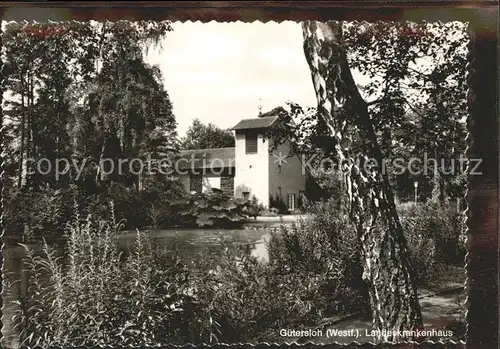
[11,202,200,347]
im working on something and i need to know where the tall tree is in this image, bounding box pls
[268,22,468,203]
[79,56,178,188]
[2,21,175,191]
[180,118,235,149]
[301,21,423,341]
[342,21,468,202]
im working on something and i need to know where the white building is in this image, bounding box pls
[176,114,319,211]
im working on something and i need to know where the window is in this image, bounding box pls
[202,176,221,193]
[243,191,250,201]
[189,174,202,193]
[287,193,296,211]
[245,132,258,154]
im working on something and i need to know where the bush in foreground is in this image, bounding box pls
[398,199,466,266]
[268,197,466,299]
[194,240,332,343]
[9,197,466,346]
[11,205,203,347]
[9,202,348,346]
[267,197,369,316]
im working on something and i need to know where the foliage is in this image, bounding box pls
[3,180,188,239]
[269,193,288,214]
[10,206,204,347]
[343,21,468,202]
[7,196,467,346]
[8,209,333,346]
[3,187,81,240]
[170,190,263,228]
[269,196,466,298]
[393,199,465,287]
[3,21,469,346]
[247,195,265,218]
[398,199,467,268]
[2,21,176,191]
[265,22,468,203]
[181,118,235,150]
[4,181,267,239]
[194,242,332,343]
[267,197,369,315]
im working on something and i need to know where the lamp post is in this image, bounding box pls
[413,181,418,205]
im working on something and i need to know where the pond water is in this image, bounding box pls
[1,228,273,348]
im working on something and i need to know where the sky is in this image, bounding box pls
[2,20,467,135]
[144,21,318,137]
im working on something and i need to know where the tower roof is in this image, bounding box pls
[231,115,279,131]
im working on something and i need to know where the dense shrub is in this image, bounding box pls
[10,206,204,347]
[269,193,288,214]
[2,185,143,239]
[4,182,265,240]
[7,196,467,346]
[267,197,369,315]
[194,241,332,343]
[395,200,467,288]
[74,181,187,230]
[8,206,335,346]
[3,187,81,239]
[247,195,266,218]
[169,190,263,228]
[267,196,466,303]
[398,200,466,267]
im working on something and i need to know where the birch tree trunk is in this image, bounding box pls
[301,20,423,342]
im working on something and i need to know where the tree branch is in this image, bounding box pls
[366,98,385,106]
[402,97,426,119]
[408,66,432,77]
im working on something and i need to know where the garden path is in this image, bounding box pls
[294,283,465,344]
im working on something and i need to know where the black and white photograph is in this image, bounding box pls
[2,18,470,347]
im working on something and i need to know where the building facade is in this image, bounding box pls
[177,115,318,211]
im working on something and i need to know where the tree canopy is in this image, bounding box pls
[2,21,176,191]
[268,21,468,203]
[180,118,235,150]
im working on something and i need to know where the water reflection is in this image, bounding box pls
[1,228,271,348]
